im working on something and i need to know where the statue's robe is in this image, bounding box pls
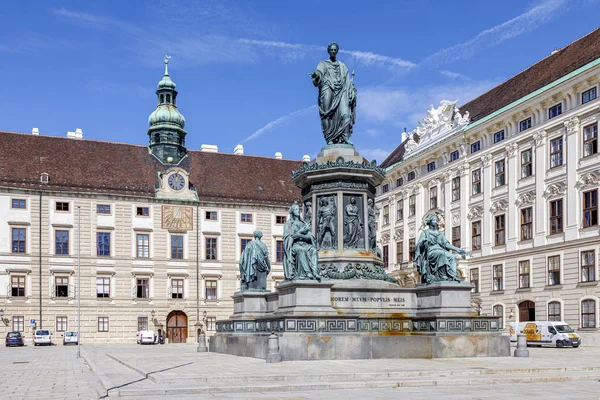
[239,239,270,290]
[283,219,320,281]
[343,204,362,247]
[415,229,460,283]
[313,59,356,144]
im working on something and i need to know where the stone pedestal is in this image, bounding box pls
[416,282,477,317]
[232,291,270,319]
[275,281,337,316]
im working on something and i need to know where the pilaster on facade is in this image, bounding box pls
[533,130,548,247]
[565,117,581,241]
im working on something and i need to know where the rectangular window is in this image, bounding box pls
[171,235,184,259]
[409,195,416,217]
[549,103,562,119]
[521,149,532,178]
[206,317,217,331]
[520,207,533,241]
[382,184,389,193]
[452,177,460,201]
[450,150,459,162]
[396,241,403,264]
[396,200,404,221]
[495,160,505,187]
[138,317,148,332]
[519,260,530,289]
[582,87,597,104]
[56,316,67,332]
[205,280,217,300]
[548,255,561,285]
[11,199,26,209]
[276,240,284,263]
[582,299,596,328]
[495,214,505,246]
[493,130,505,143]
[96,277,110,298]
[493,305,504,328]
[583,123,598,157]
[581,251,596,282]
[12,227,26,253]
[470,269,479,293]
[98,317,109,332]
[549,199,563,234]
[472,169,481,195]
[382,245,389,269]
[55,230,69,255]
[12,316,24,332]
[205,237,217,260]
[452,226,461,248]
[583,189,598,228]
[471,141,481,153]
[550,137,563,168]
[97,232,111,257]
[241,238,251,253]
[11,275,25,297]
[472,221,482,251]
[136,206,149,216]
[427,162,436,172]
[136,278,149,298]
[493,265,503,291]
[396,177,404,187]
[97,204,111,214]
[276,215,287,224]
[548,302,561,322]
[240,213,253,223]
[171,279,184,299]
[409,239,416,262]
[136,234,149,258]
[407,171,416,181]
[519,117,532,132]
[55,276,69,297]
[205,211,217,220]
[429,187,437,210]
[383,205,389,225]
[56,201,69,212]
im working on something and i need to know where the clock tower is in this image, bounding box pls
[148,56,187,165]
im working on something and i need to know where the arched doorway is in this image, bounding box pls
[166,311,188,343]
[518,300,536,322]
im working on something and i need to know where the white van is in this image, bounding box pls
[509,321,581,348]
[137,330,157,345]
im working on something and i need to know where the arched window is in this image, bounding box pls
[492,305,504,328]
[582,299,596,328]
[548,301,561,321]
[154,134,160,144]
[160,94,164,104]
[166,94,171,104]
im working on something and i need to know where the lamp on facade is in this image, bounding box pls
[150,310,158,325]
[0,309,8,326]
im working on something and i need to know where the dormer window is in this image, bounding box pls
[493,130,505,143]
[41,173,49,184]
[427,162,436,172]
[407,171,416,181]
[549,103,562,119]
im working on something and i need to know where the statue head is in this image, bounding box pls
[349,196,356,205]
[289,201,300,218]
[426,214,439,229]
[253,230,263,240]
[306,200,312,207]
[327,42,339,60]
[368,198,374,206]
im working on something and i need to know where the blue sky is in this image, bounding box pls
[2,0,600,162]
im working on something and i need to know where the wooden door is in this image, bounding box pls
[519,301,535,322]
[166,311,188,343]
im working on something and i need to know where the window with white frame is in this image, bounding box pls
[519,260,531,288]
[549,137,563,168]
[205,237,217,260]
[495,160,505,187]
[548,103,562,119]
[493,265,503,291]
[472,169,481,195]
[452,226,460,248]
[171,278,184,299]
[11,275,25,297]
[96,277,110,298]
[56,316,67,332]
[581,299,596,328]
[493,305,504,328]
[138,317,148,331]
[427,162,436,172]
[581,250,596,282]
[136,278,149,298]
[583,189,598,228]
[240,213,253,223]
[470,268,479,293]
[549,199,563,234]
[383,205,389,225]
[548,255,561,286]
[471,221,481,251]
[12,316,24,332]
[520,207,533,241]
[548,301,561,322]
[450,150,459,162]
[471,141,481,153]
[582,87,597,104]
[583,123,598,157]
[206,317,217,331]
[136,233,149,258]
[521,149,532,178]
[493,130,505,143]
[494,214,505,246]
[429,186,437,210]
[452,177,460,201]
[98,317,109,332]
[407,171,416,181]
[409,195,415,217]
[205,280,217,300]
[519,117,532,132]
[396,200,403,221]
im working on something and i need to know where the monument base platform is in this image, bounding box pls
[212,280,510,360]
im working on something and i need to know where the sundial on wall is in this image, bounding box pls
[162,205,193,231]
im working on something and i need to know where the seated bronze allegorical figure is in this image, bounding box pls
[414,214,469,284]
[282,201,321,281]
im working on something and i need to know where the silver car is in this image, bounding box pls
[63,331,78,345]
[33,330,52,346]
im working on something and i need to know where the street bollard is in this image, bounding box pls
[197,333,208,353]
[514,334,529,357]
[265,332,282,363]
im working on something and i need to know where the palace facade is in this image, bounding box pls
[376,28,600,345]
[0,59,302,343]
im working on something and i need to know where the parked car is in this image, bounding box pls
[63,331,78,345]
[137,330,157,345]
[5,332,24,347]
[509,321,581,348]
[33,330,52,346]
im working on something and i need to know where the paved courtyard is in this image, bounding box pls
[1,343,600,399]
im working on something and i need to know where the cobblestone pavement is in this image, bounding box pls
[1,343,600,399]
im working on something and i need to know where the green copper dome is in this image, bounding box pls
[148,104,186,128]
[157,56,176,89]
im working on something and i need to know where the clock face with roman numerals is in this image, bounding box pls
[168,173,185,191]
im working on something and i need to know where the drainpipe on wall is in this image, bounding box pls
[196,202,200,349]
[39,191,42,329]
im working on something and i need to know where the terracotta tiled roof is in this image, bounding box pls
[0,131,302,206]
[380,27,600,169]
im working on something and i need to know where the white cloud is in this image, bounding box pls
[440,70,470,80]
[239,105,317,144]
[364,128,381,137]
[356,148,391,163]
[422,0,568,66]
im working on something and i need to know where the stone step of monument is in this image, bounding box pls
[113,369,600,397]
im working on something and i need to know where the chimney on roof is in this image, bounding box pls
[200,144,218,153]
[274,152,283,159]
[401,127,407,142]
[551,48,560,55]
[233,144,244,155]
[32,128,39,135]
[66,128,83,139]
[302,154,310,162]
